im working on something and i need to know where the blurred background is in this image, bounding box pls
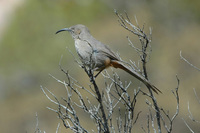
[1,0,200,132]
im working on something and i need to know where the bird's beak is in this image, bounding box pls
[55,28,71,34]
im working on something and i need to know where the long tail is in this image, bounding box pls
[110,60,162,94]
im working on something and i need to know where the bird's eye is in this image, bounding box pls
[75,29,81,34]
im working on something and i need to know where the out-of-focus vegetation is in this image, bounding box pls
[0,0,200,132]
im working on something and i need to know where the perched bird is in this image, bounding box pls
[56,24,161,94]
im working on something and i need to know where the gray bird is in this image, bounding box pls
[56,24,161,94]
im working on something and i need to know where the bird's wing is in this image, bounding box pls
[95,41,120,61]
[99,47,119,60]
[85,37,120,61]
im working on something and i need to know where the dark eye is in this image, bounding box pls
[75,29,81,34]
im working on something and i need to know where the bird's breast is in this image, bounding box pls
[74,39,93,62]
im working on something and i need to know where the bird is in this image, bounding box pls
[56,24,161,94]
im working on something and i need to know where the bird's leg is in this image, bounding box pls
[94,69,104,78]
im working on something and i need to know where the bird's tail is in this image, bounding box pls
[110,60,162,94]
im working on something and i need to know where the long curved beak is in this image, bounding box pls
[55,28,71,34]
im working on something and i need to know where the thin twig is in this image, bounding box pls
[182,118,195,133]
[180,51,200,71]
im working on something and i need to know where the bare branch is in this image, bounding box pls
[40,86,73,114]
[56,123,60,133]
[193,88,200,104]
[160,75,180,133]
[34,113,43,133]
[182,118,195,133]
[180,51,200,71]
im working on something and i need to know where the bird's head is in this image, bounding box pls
[56,24,90,39]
